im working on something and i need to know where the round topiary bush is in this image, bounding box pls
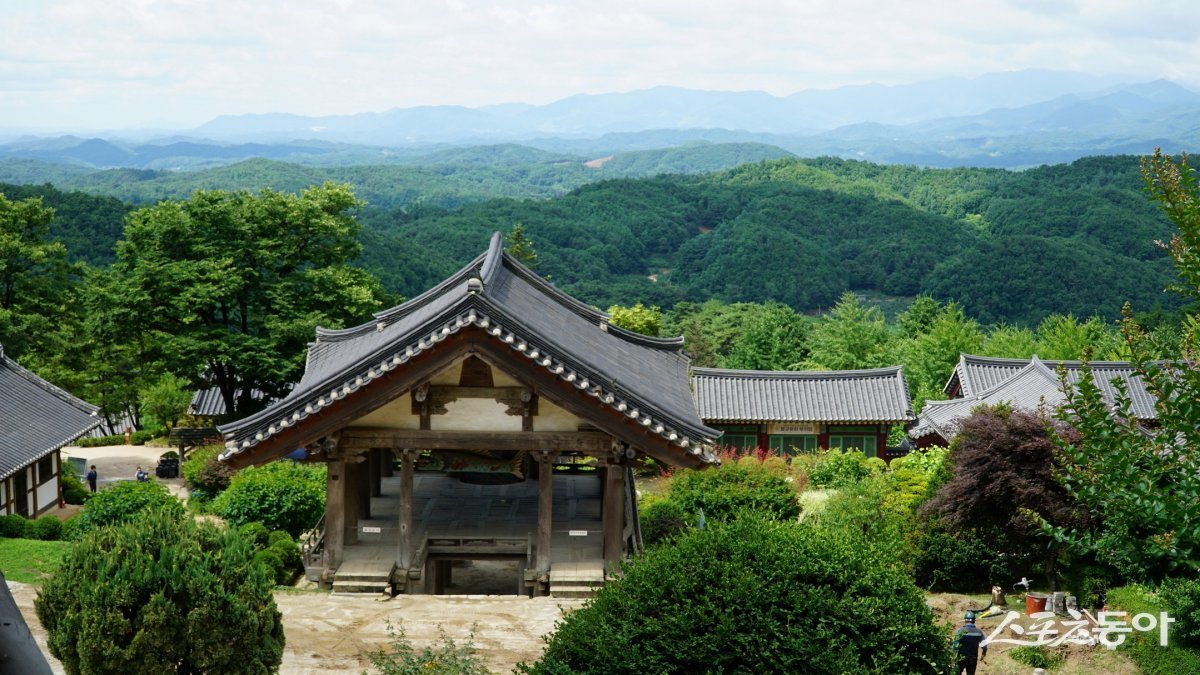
[0,514,28,538]
[667,462,800,522]
[29,516,63,541]
[35,508,284,674]
[212,461,326,538]
[638,496,691,548]
[808,449,876,489]
[521,516,949,674]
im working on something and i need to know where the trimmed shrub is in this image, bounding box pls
[270,538,302,576]
[1108,584,1200,674]
[519,516,950,674]
[667,462,799,522]
[267,530,295,549]
[254,549,288,585]
[29,516,63,541]
[212,461,326,538]
[0,514,28,538]
[638,496,690,548]
[35,508,284,674]
[182,445,232,504]
[1161,577,1200,648]
[808,449,876,489]
[239,521,271,549]
[72,480,183,535]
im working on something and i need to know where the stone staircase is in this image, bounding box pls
[549,560,607,599]
[331,567,395,595]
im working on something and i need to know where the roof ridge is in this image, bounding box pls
[692,365,904,379]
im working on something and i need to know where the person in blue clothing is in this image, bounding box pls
[952,611,988,675]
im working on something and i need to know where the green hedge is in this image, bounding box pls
[667,461,799,522]
[212,461,326,538]
[1108,584,1200,674]
[520,516,950,673]
[71,480,183,536]
[75,429,157,447]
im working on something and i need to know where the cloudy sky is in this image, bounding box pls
[3,0,1198,131]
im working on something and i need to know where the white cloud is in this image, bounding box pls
[0,0,1197,130]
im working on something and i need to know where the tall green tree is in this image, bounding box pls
[724,301,810,370]
[902,302,983,400]
[113,183,387,417]
[606,302,663,336]
[805,292,891,370]
[1033,314,1121,360]
[503,222,540,270]
[0,193,77,361]
[1041,150,1200,582]
[981,324,1036,358]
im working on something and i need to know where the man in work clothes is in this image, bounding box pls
[952,611,988,675]
[86,465,98,493]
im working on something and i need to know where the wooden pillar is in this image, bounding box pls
[536,451,553,574]
[369,448,383,498]
[325,459,347,572]
[398,449,416,569]
[603,462,625,567]
[345,458,360,546]
[356,457,372,520]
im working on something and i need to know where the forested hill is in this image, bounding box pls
[358,155,1179,325]
[1,154,1179,326]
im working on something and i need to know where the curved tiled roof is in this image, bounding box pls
[913,356,1065,441]
[0,346,100,480]
[944,353,1158,420]
[692,366,913,423]
[220,233,719,463]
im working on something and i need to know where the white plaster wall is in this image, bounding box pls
[533,399,584,432]
[432,398,522,432]
[353,396,422,429]
[36,473,58,512]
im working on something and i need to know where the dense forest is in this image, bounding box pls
[2,150,1195,437]
[2,152,1179,324]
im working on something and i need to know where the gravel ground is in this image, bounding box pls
[10,580,581,674]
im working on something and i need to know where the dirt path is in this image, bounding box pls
[10,581,580,675]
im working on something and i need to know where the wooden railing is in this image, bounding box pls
[300,512,326,569]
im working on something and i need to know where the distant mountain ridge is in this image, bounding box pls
[1,70,1196,170]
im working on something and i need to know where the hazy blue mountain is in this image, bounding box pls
[180,69,1141,143]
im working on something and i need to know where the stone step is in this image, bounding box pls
[331,581,391,595]
[333,572,394,583]
[550,583,602,599]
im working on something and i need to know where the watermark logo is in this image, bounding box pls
[983,610,1174,649]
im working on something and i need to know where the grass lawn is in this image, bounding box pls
[0,538,71,584]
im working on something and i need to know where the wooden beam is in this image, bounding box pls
[603,462,625,566]
[398,449,416,569]
[342,429,611,453]
[536,451,553,575]
[344,459,360,546]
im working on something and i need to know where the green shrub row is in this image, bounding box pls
[0,514,65,540]
[1108,584,1200,674]
[75,429,158,447]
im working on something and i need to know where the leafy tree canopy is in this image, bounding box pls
[112,183,389,416]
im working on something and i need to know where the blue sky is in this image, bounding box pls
[3,0,1198,131]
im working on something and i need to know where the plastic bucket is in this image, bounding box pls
[1025,592,1049,615]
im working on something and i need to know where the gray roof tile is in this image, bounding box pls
[221,233,719,461]
[914,356,1071,441]
[692,366,913,423]
[947,354,1158,420]
[0,346,100,480]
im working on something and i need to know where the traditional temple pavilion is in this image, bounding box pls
[910,354,1159,447]
[219,233,718,595]
[692,366,913,459]
[0,345,100,517]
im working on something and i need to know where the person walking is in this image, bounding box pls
[86,465,98,493]
[952,611,988,675]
